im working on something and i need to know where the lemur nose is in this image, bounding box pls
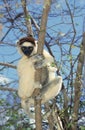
[21,46,33,56]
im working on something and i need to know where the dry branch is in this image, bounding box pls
[31,16,54,56]
[0,62,16,69]
[21,0,33,36]
[0,86,17,92]
[72,32,85,130]
[33,1,52,130]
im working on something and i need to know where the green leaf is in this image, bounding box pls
[80,126,85,130]
[26,15,31,20]
[51,62,56,67]
[71,45,77,48]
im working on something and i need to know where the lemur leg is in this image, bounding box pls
[41,76,62,103]
[21,98,35,118]
[32,54,47,90]
[32,55,44,91]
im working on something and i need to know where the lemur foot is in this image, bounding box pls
[34,82,42,89]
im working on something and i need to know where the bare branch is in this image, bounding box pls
[0,62,17,69]
[72,32,85,130]
[0,86,17,92]
[31,16,54,56]
[1,27,13,42]
[65,0,76,35]
[65,0,76,53]
[32,1,52,130]
[37,1,52,54]
[53,109,64,130]
[21,0,33,36]
[31,16,40,31]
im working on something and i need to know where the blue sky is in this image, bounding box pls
[0,1,85,129]
[0,0,85,87]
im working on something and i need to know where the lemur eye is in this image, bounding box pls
[29,47,33,51]
[21,47,26,51]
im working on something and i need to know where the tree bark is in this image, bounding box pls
[21,0,33,36]
[33,1,52,130]
[72,32,85,130]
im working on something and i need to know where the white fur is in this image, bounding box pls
[18,57,35,98]
[18,42,37,57]
[21,42,33,47]
[17,41,62,114]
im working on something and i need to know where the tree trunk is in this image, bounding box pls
[33,1,52,130]
[72,32,85,130]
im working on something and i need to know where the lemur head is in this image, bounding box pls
[17,36,38,57]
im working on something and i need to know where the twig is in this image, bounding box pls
[31,16,54,56]
[0,86,17,92]
[65,0,76,53]
[72,32,85,130]
[31,15,40,31]
[0,62,16,69]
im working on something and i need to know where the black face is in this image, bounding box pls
[21,46,33,56]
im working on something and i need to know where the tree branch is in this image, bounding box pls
[0,62,16,69]
[32,1,52,130]
[21,0,33,36]
[31,16,54,57]
[72,32,85,130]
[0,86,17,92]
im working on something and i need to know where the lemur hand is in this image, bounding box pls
[32,54,46,69]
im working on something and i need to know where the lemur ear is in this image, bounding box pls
[35,41,38,44]
[16,40,20,46]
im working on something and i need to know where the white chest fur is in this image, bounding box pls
[18,56,35,98]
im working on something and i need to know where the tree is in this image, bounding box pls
[0,0,85,130]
